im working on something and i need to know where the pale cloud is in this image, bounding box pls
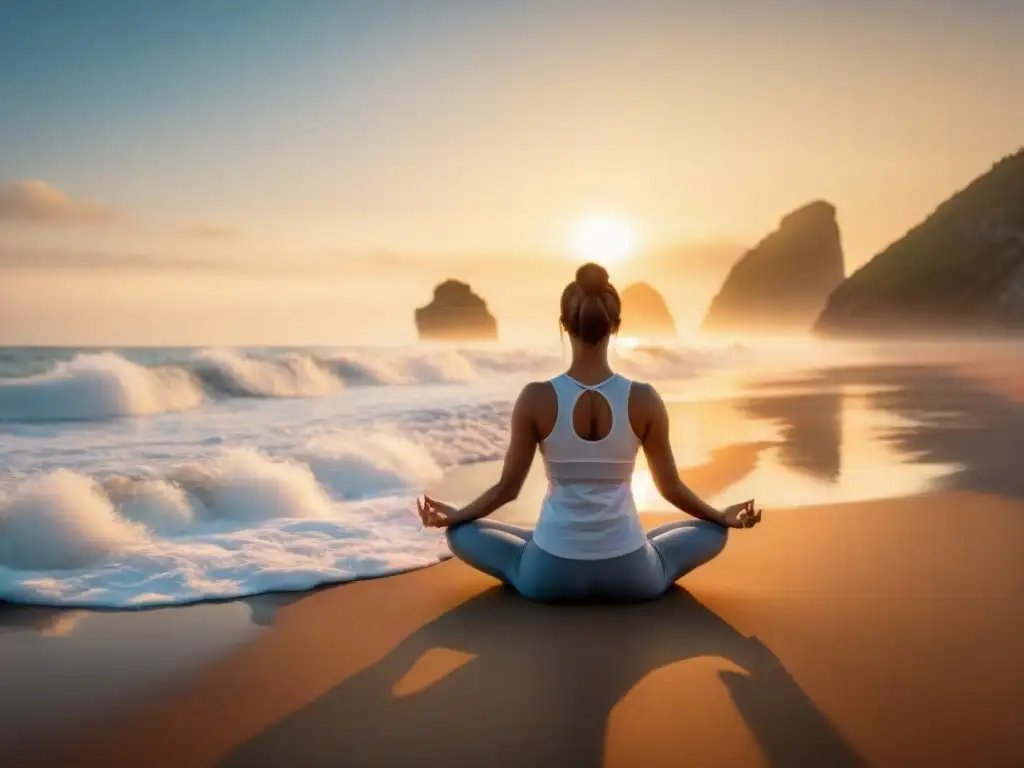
[0,180,114,224]
[0,249,226,271]
[1,247,345,275]
[185,224,243,240]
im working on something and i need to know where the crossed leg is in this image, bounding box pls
[446,517,728,600]
[647,519,729,589]
[445,520,533,584]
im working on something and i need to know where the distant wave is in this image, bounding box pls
[191,348,343,397]
[0,343,747,422]
[0,353,205,422]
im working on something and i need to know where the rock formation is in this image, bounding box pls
[619,282,677,337]
[415,280,498,341]
[701,201,845,333]
[815,149,1024,336]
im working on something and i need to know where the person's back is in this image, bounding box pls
[533,372,647,560]
[417,262,762,603]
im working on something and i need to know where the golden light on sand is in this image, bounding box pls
[569,214,637,265]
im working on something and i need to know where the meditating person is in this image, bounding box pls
[417,262,762,602]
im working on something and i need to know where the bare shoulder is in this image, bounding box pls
[628,380,671,442]
[518,380,556,405]
[627,380,664,411]
[516,380,557,441]
[514,380,557,419]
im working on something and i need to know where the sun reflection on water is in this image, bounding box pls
[634,386,962,513]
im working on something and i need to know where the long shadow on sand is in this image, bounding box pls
[221,587,864,768]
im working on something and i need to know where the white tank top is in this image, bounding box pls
[532,372,648,560]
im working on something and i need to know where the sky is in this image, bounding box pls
[1,0,1022,344]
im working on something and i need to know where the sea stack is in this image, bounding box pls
[415,280,499,341]
[815,149,1024,336]
[619,282,677,337]
[701,201,845,333]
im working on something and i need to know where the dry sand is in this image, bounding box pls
[22,441,1024,768]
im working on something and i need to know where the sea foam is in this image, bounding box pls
[0,444,448,607]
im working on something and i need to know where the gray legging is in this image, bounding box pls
[445,518,728,603]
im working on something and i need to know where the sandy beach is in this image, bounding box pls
[6,359,1024,768]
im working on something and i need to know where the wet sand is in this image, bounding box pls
[0,597,276,760]
[9,359,1024,767]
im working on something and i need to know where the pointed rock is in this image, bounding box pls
[702,201,845,333]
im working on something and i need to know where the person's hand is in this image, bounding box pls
[417,496,460,528]
[719,499,762,529]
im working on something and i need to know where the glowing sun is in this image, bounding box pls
[569,214,637,265]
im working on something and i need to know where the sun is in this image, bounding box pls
[568,214,637,265]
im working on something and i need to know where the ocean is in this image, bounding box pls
[0,341,764,608]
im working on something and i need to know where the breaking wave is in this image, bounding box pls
[0,353,204,422]
[0,343,745,423]
[191,348,343,397]
[0,441,449,607]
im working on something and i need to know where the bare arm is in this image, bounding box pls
[423,383,541,526]
[636,383,733,527]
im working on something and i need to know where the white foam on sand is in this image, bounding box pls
[0,445,450,608]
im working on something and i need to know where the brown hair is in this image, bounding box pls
[559,263,621,344]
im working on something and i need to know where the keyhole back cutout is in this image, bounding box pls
[571,389,613,442]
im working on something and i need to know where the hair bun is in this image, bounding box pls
[575,262,609,296]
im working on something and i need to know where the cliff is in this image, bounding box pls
[619,282,677,337]
[815,150,1024,336]
[701,201,845,333]
[415,280,498,341]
